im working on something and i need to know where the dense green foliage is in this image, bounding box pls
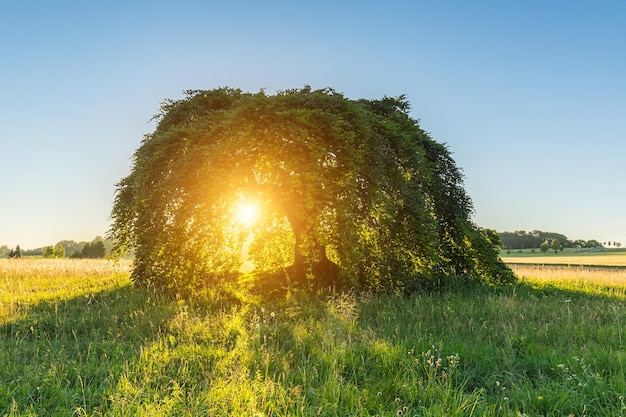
[3,261,626,416]
[110,87,513,296]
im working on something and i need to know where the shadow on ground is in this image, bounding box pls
[0,284,177,415]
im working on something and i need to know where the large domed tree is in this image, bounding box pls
[110,87,514,297]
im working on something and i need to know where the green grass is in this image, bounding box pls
[502,248,626,267]
[3,260,626,415]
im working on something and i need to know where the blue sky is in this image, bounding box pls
[1,1,624,249]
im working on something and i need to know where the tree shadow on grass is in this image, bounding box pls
[0,283,177,416]
[244,277,626,415]
[358,278,626,415]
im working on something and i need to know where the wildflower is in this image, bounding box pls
[377,391,382,397]
[446,354,460,369]
[261,307,265,313]
[271,311,275,318]
[396,410,403,416]
[395,397,401,403]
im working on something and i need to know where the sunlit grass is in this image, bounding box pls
[0,259,132,323]
[511,264,626,299]
[3,260,626,415]
[0,259,174,416]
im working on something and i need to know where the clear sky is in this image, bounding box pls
[1,1,624,249]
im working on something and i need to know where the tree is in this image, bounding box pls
[57,240,83,255]
[585,240,602,248]
[498,230,573,250]
[110,87,514,296]
[540,242,550,254]
[42,246,54,258]
[551,239,561,254]
[43,243,66,258]
[72,237,106,258]
[8,245,22,258]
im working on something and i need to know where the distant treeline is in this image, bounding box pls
[0,237,114,259]
[498,230,607,250]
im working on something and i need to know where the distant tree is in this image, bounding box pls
[42,246,54,258]
[585,240,602,248]
[617,242,622,248]
[540,242,550,254]
[77,238,106,258]
[0,245,9,258]
[43,244,65,258]
[22,247,43,257]
[498,230,573,250]
[499,230,543,249]
[551,239,561,254]
[8,245,22,258]
[57,240,83,255]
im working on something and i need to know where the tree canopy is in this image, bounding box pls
[110,87,514,297]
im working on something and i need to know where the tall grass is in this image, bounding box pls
[1,259,132,320]
[2,260,626,415]
[1,259,175,416]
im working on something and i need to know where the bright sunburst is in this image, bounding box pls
[236,201,259,226]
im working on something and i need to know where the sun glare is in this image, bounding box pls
[236,201,259,226]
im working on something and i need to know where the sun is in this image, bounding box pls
[236,201,259,226]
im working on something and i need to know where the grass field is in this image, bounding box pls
[2,259,626,416]
[502,248,626,267]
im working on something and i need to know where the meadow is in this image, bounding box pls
[501,248,626,267]
[2,259,626,416]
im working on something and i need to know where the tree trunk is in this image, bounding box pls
[285,209,338,287]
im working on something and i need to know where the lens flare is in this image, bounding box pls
[236,201,258,226]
